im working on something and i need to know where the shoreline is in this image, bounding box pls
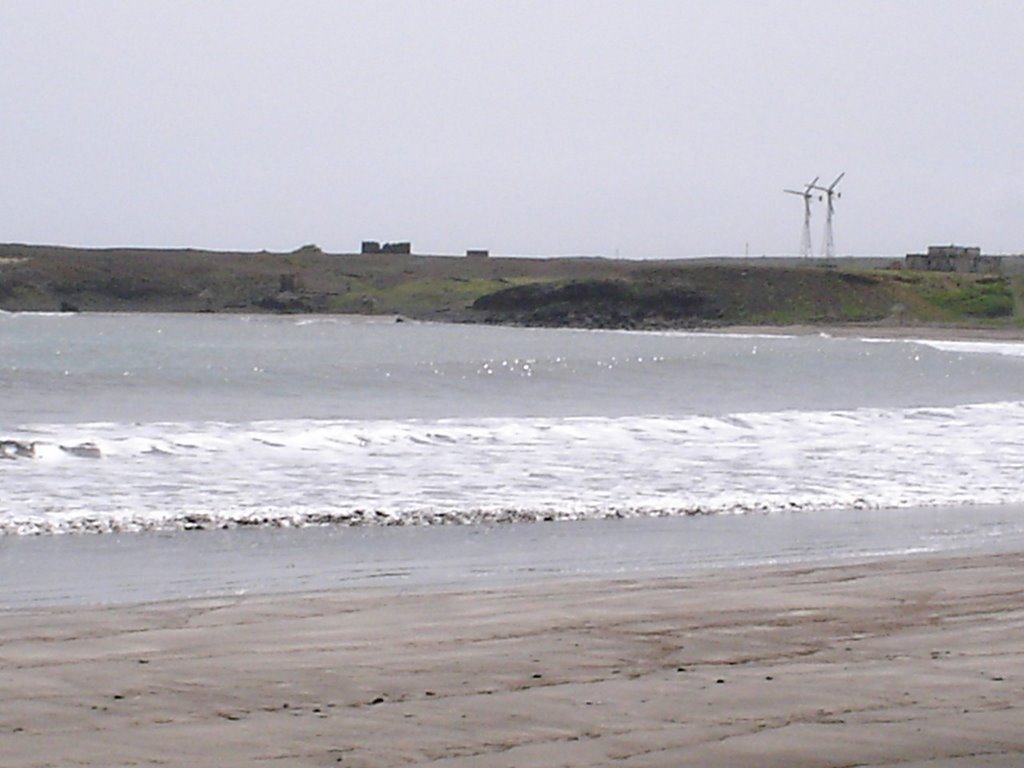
[702,321,1024,342]
[2,550,1023,766]
[7,306,1024,343]
[5,503,1024,610]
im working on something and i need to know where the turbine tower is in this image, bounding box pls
[812,172,845,259]
[783,176,819,258]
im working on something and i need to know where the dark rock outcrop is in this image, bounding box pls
[1,440,37,459]
[471,279,722,329]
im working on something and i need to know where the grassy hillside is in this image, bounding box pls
[0,243,1019,331]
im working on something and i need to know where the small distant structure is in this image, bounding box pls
[783,176,819,259]
[905,245,1003,274]
[811,173,844,260]
[783,172,844,258]
[361,240,412,255]
[466,249,489,259]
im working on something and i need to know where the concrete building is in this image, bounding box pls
[361,241,412,255]
[906,245,1004,274]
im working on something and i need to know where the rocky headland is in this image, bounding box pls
[1,242,1021,332]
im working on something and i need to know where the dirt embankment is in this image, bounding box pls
[0,243,1019,331]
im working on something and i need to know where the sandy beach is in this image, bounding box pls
[2,551,1022,767]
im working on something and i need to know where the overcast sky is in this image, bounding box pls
[2,1,1022,258]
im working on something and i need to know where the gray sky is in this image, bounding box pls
[2,1,1022,258]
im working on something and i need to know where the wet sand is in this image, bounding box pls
[1,552,1023,767]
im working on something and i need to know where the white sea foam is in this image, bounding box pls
[5,400,1024,534]
[5,314,1024,535]
[858,336,1024,358]
[911,339,1024,358]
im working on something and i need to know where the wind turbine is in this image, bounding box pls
[812,172,844,259]
[783,176,819,258]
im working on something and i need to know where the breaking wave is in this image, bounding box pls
[5,400,1024,534]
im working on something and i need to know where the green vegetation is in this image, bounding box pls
[0,243,1020,331]
[924,277,1014,319]
[875,271,1017,323]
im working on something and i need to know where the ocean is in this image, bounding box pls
[3,312,1024,605]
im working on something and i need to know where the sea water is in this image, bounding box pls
[3,313,1024,605]
[4,313,1024,533]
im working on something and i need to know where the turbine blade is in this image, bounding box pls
[829,172,845,190]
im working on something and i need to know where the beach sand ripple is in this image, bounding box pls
[1,553,1023,766]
